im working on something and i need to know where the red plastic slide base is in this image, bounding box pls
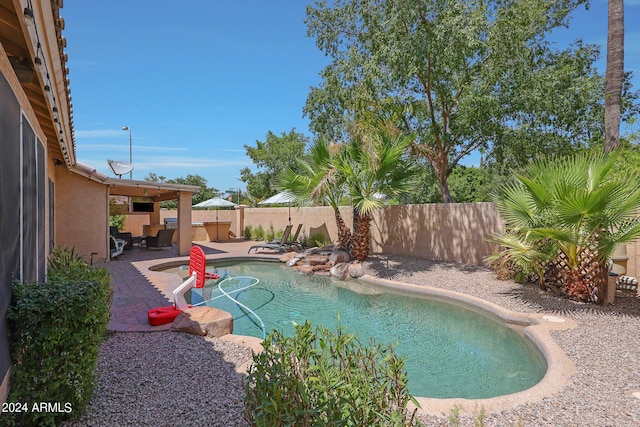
[147,306,182,326]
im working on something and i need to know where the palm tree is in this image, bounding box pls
[279,139,352,248]
[280,127,418,261]
[334,131,418,261]
[604,0,624,153]
[489,152,640,302]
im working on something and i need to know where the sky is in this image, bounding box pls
[63,0,640,196]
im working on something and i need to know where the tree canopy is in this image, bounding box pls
[304,0,604,202]
[144,173,218,208]
[240,128,309,201]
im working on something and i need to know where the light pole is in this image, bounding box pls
[122,125,132,180]
[226,188,239,203]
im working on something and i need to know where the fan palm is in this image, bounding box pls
[490,152,640,301]
[279,139,352,247]
[280,128,418,261]
[335,131,418,261]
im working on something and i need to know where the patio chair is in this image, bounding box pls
[146,228,176,250]
[286,224,303,250]
[110,235,127,258]
[248,225,293,254]
[110,226,133,249]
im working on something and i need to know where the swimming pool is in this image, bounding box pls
[170,261,547,399]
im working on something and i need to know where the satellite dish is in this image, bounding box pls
[107,159,134,178]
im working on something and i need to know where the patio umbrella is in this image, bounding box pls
[259,191,296,225]
[193,197,237,240]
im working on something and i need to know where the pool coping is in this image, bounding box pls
[135,254,577,417]
[358,275,577,417]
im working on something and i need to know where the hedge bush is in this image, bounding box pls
[244,321,421,426]
[4,247,112,426]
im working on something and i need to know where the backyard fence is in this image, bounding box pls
[147,202,639,275]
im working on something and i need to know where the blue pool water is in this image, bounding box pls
[173,261,546,399]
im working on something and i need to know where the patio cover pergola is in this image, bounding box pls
[105,178,200,256]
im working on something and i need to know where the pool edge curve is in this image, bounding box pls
[358,274,577,417]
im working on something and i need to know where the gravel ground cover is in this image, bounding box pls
[65,255,640,426]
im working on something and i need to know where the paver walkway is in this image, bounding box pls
[98,239,281,332]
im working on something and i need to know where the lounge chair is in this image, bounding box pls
[110,226,133,249]
[110,235,127,258]
[248,225,293,254]
[146,228,175,250]
[286,224,303,250]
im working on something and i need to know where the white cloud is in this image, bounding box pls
[134,156,249,169]
[74,129,124,138]
[77,143,188,152]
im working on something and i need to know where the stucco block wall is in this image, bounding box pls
[55,170,108,262]
[243,206,353,243]
[369,203,503,266]
[155,203,640,276]
[625,241,638,278]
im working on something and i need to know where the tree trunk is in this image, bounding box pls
[334,211,352,248]
[429,157,452,203]
[604,0,624,153]
[350,212,372,261]
[438,175,453,203]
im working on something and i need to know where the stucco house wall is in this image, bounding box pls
[55,170,109,263]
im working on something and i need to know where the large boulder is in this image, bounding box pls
[329,250,351,265]
[348,262,365,278]
[171,306,233,338]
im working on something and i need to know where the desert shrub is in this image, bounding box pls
[298,230,309,248]
[309,231,327,248]
[5,247,112,426]
[265,224,276,242]
[251,224,265,241]
[244,321,420,426]
[244,224,254,239]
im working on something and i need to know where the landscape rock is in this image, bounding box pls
[348,262,365,278]
[295,265,316,275]
[303,255,330,266]
[329,250,351,265]
[330,262,350,280]
[279,252,297,262]
[171,306,233,338]
[287,257,301,267]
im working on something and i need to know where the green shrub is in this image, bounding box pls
[244,321,421,426]
[251,224,265,241]
[298,230,309,248]
[244,224,254,239]
[309,231,327,248]
[265,224,276,242]
[275,228,284,239]
[108,214,125,230]
[5,247,112,426]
